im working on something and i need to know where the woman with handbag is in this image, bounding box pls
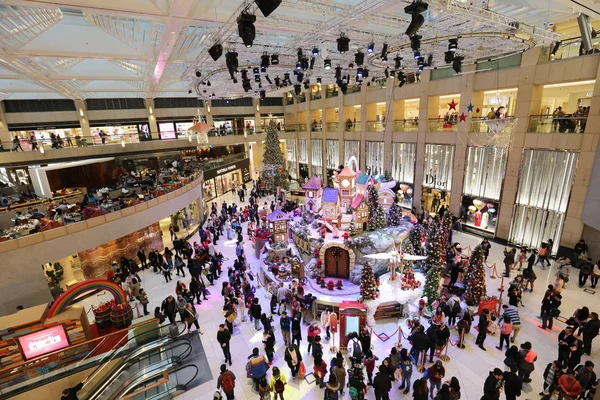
[184,303,204,335]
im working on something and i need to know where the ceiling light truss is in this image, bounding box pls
[82,12,165,56]
[281,0,351,14]
[0,5,63,50]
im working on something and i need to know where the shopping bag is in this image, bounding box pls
[298,362,306,379]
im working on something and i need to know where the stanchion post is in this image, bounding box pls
[418,350,426,372]
[441,341,450,362]
[459,331,464,349]
[497,275,505,315]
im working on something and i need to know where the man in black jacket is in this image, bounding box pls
[373,365,392,400]
[503,367,522,400]
[408,326,429,365]
[475,309,490,351]
[217,324,232,366]
[582,312,600,355]
[137,248,147,269]
[426,324,441,363]
[161,295,177,324]
[482,368,504,400]
[61,382,84,400]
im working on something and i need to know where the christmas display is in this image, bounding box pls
[422,220,446,310]
[360,263,378,300]
[401,267,422,290]
[463,244,487,305]
[262,121,289,190]
[367,185,386,230]
[387,201,402,226]
[348,220,359,237]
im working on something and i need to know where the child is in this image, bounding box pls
[314,356,328,388]
[258,377,271,400]
[496,315,513,351]
[487,315,498,336]
[514,247,527,271]
[363,349,379,385]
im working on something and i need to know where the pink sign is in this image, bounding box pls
[18,325,70,360]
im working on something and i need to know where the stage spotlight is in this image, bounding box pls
[241,69,249,80]
[261,53,270,69]
[355,51,364,66]
[448,38,458,53]
[416,56,424,68]
[225,51,238,80]
[188,89,192,94]
[242,78,252,92]
[410,35,421,51]
[413,50,420,59]
[404,0,428,37]
[296,71,304,82]
[207,80,211,86]
[444,51,454,64]
[253,67,260,75]
[309,57,315,70]
[195,70,201,78]
[348,63,354,70]
[452,56,464,74]
[394,55,402,70]
[316,77,322,83]
[296,62,301,70]
[337,33,350,53]
[303,81,309,90]
[357,68,364,79]
[255,0,281,17]
[274,76,280,86]
[367,42,375,54]
[260,90,266,99]
[301,57,309,70]
[260,66,266,73]
[381,43,388,59]
[335,66,342,79]
[427,54,433,67]
[362,68,369,78]
[237,12,256,48]
[284,72,290,81]
[312,47,319,56]
[324,59,332,69]
[271,54,279,65]
[255,75,261,83]
[294,84,301,95]
[208,43,223,61]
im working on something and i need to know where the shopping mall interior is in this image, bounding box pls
[0,0,599,399]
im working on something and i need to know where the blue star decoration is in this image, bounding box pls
[467,103,474,112]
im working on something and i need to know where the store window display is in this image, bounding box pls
[460,196,498,235]
[421,187,450,215]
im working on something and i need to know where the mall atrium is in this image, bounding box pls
[0,0,599,399]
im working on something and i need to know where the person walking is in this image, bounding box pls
[183,303,203,334]
[137,248,147,270]
[373,364,393,400]
[174,255,186,277]
[291,313,302,347]
[482,368,504,400]
[332,357,347,397]
[321,308,332,340]
[475,308,490,351]
[364,349,379,386]
[307,322,321,354]
[324,374,341,400]
[280,311,291,346]
[582,312,599,355]
[161,295,177,324]
[270,367,287,400]
[284,343,302,379]
[496,315,513,351]
[216,364,236,400]
[500,304,521,343]
[248,348,269,391]
[217,324,232,366]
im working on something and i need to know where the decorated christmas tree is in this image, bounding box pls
[367,185,386,230]
[387,202,402,226]
[463,244,487,305]
[422,220,446,310]
[348,220,358,237]
[262,121,289,189]
[423,265,444,311]
[360,263,378,300]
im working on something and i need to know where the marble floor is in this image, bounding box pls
[79,190,600,400]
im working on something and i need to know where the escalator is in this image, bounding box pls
[81,322,198,400]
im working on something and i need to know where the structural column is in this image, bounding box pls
[144,98,159,140]
[383,77,395,173]
[74,99,91,138]
[413,92,430,210]
[253,98,261,132]
[0,101,13,145]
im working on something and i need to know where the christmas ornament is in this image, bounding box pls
[447,99,458,110]
[467,103,474,112]
[459,112,467,122]
[476,108,480,113]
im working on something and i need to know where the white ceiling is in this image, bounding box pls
[0,0,593,101]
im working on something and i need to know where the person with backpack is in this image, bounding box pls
[373,364,393,400]
[347,332,363,365]
[445,295,461,327]
[503,345,522,372]
[216,364,236,400]
[284,343,302,379]
[248,347,269,391]
[324,373,341,400]
[348,366,367,400]
[496,315,513,351]
[270,366,287,400]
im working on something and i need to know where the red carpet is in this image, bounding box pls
[89,323,129,356]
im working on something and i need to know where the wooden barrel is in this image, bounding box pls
[93,307,113,330]
[110,304,133,329]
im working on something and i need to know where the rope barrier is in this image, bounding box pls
[448,336,460,347]
[373,328,399,342]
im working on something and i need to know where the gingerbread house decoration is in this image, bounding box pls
[267,208,290,243]
[321,188,340,221]
[377,181,397,212]
[302,175,322,213]
[356,174,374,195]
[351,193,369,232]
[338,166,357,212]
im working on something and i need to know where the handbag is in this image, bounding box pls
[226,312,238,323]
[550,308,560,318]
[566,317,576,326]
[299,362,306,379]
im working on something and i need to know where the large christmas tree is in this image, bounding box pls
[367,185,386,230]
[262,121,289,189]
[387,202,402,226]
[463,244,487,305]
[360,263,377,300]
[422,220,446,310]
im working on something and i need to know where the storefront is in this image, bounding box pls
[344,140,360,165]
[508,149,578,254]
[392,142,416,209]
[157,120,196,140]
[298,139,309,181]
[421,144,455,214]
[9,122,82,150]
[262,114,285,131]
[326,139,340,187]
[365,141,384,175]
[311,139,324,180]
[460,146,507,236]
[202,158,252,201]
[89,120,149,144]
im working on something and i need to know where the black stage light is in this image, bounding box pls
[362,68,369,78]
[195,70,201,78]
[335,66,342,79]
[261,53,270,68]
[309,57,315,70]
[324,59,331,69]
[427,54,433,67]
[208,43,223,61]
[212,93,215,97]
[444,51,454,64]
[255,0,281,17]
[255,75,261,83]
[241,69,249,80]
[348,63,354,70]
[297,48,303,62]
[237,12,256,48]
[271,54,279,65]
[296,62,301,70]
[301,57,309,70]
[413,50,420,59]
[551,41,561,55]
[452,56,463,73]
[416,56,424,68]
[260,90,266,99]
[226,51,238,70]
[367,42,375,54]
[303,81,309,90]
[357,68,364,79]
[207,80,211,86]
[274,76,280,86]
[381,43,388,59]
[260,66,266,73]
[410,35,421,51]
[284,72,290,81]
[448,38,458,53]
[340,83,348,94]
[337,33,350,53]
[253,67,260,75]
[394,55,402,69]
[404,0,428,37]
[312,47,319,56]
[242,78,252,92]
[296,71,304,82]
[316,77,322,83]
[188,89,192,94]
[294,84,301,95]
[355,51,364,66]
[265,74,273,84]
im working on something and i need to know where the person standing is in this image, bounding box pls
[475,308,490,351]
[500,304,521,343]
[426,360,445,399]
[518,342,537,383]
[502,367,522,400]
[270,367,287,400]
[291,313,302,347]
[248,348,269,391]
[481,238,491,261]
[373,364,392,400]
[217,324,232,366]
[482,368,504,400]
[306,322,321,354]
[558,326,576,368]
[398,348,415,394]
[263,330,275,364]
[216,364,236,400]
[364,349,379,386]
[496,315,513,351]
[503,248,516,277]
[137,248,147,270]
[251,298,262,331]
[332,358,347,397]
[138,288,149,316]
[321,308,331,340]
[582,312,600,355]
[161,295,177,324]
[183,303,203,335]
[280,311,291,346]
[284,343,302,379]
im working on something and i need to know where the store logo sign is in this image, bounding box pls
[216,164,238,175]
[425,174,447,189]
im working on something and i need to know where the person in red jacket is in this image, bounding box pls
[558,369,582,399]
[426,360,446,399]
[306,322,321,353]
[363,349,380,386]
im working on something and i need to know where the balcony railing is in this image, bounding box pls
[284,97,294,105]
[343,121,360,131]
[427,118,458,132]
[393,119,419,132]
[326,122,339,132]
[470,117,514,133]
[325,89,339,98]
[310,92,323,101]
[310,123,323,131]
[346,85,361,95]
[298,123,307,131]
[366,121,385,132]
[528,115,587,133]
[7,133,150,152]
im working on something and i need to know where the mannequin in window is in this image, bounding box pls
[474,209,482,227]
[481,210,489,229]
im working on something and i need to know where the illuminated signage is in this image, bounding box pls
[18,325,70,360]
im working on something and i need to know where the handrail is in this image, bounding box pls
[125,364,199,400]
[109,358,181,400]
[120,372,169,400]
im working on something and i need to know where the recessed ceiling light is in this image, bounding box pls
[171,31,175,34]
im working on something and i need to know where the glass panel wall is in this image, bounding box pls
[311,139,323,180]
[344,140,360,165]
[365,141,384,175]
[326,139,340,186]
[421,144,455,214]
[286,139,297,179]
[392,143,416,209]
[298,138,309,181]
[508,149,578,254]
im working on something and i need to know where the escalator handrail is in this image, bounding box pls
[83,321,186,389]
[108,358,181,400]
[83,337,192,400]
[141,364,200,400]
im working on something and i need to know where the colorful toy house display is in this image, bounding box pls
[355,174,374,195]
[377,181,397,211]
[351,193,369,232]
[302,175,322,213]
[338,166,357,212]
[321,188,340,221]
[268,208,290,243]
